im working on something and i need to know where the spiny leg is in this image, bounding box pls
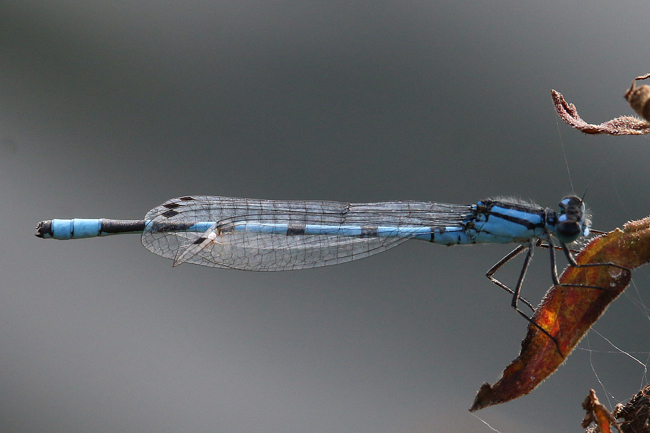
[487,241,564,356]
[516,241,568,355]
[487,236,632,358]
[536,239,579,255]
[547,239,631,289]
[486,244,535,311]
[530,237,631,355]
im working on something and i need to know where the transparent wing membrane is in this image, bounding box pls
[141,195,473,271]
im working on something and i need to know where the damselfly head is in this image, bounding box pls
[555,196,587,243]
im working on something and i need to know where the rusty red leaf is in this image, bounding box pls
[470,216,650,411]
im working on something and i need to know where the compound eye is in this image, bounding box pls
[556,220,581,244]
[559,196,582,213]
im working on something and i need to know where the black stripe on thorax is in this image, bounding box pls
[483,201,546,231]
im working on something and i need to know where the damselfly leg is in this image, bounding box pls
[487,237,631,357]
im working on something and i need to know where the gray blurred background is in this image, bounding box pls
[2,1,650,432]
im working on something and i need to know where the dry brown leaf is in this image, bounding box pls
[470,217,650,411]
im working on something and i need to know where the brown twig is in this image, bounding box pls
[582,389,623,433]
[613,383,650,433]
[552,89,650,135]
